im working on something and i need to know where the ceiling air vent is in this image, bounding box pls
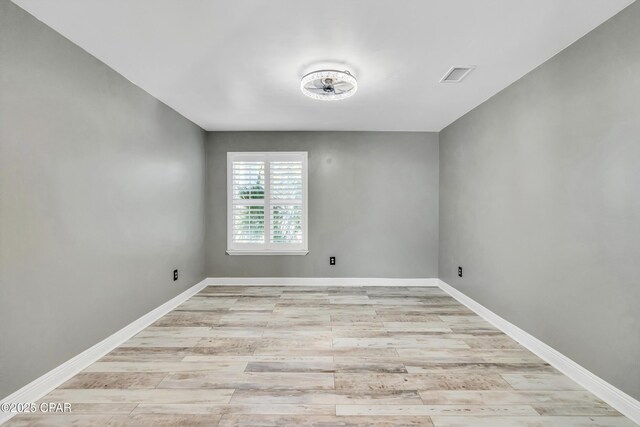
[440,66,475,83]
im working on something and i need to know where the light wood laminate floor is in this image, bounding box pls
[6,286,635,426]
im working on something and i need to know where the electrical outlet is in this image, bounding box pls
[458,266,463,278]
[329,256,336,266]
[173,269,178,281]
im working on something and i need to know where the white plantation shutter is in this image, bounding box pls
[270,161,303,245]
[231,160,265,245]
[227,152,308,254]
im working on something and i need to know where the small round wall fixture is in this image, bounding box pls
[300,70,357,101]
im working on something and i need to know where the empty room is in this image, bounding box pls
[1,0,639,426]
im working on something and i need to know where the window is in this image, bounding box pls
[227,152,308,255]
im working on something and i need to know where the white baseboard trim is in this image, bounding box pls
[438,279,640,425]
[0,278,209,425]
[204,277,439,287]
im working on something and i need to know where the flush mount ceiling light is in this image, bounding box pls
[300,70,357,101]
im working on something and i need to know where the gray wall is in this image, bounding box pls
[0,1,206,398]
[206,132,439,278]
[439,2,640,400]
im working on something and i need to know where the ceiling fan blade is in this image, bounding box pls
[332,82,353,91]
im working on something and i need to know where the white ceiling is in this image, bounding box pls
[14,0,634,131]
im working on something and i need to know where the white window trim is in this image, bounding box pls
[226,152,308,256]
[225,250,308,256]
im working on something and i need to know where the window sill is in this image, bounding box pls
[226,250,309,256]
